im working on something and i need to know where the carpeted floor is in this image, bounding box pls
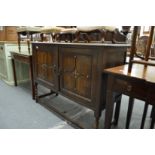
[0,80,73,129]
[0,80,153,129]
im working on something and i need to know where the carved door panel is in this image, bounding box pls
[36,50,46,80]
[76,55,92,98]
[33,44,58,91]
[59,47,98,107]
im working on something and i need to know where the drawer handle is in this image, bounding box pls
[36,46,39,49]
[127,85,132,92]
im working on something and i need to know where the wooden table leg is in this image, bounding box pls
[27,32,31,54]
[126,97,134,129]
[95,118,99,129]
[35,82,38,102]
[18,33,21,53]
[11,58,17,86]
[104,76,115,129]
[150,106,155,129]
[29,56,35,100]
[140,102,148,129]
[113,94,122,126]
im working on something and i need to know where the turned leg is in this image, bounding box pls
[126,97,134,129]
[94,108,102,129]
[95,117,100,129]
[140,102,148,129]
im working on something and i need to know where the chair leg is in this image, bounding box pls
[126,97,134,129]
[150,120,155,129]
[113,95,122,126]
[140,103,148,129]
[150,106,154,118]
[150,106,155,129]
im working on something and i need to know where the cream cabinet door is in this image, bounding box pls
[0,45,7,79]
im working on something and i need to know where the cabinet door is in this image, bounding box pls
[33,44,58,91]
[0,45,7,79]
[59,47,98,108]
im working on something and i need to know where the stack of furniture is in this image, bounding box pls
[40,26,127,43]
[75,26,126,43]
[40,26,77,42]
[16,26,42,54]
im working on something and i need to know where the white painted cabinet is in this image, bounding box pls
[0,42,30,85]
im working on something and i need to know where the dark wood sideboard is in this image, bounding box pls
[32,42,129,128]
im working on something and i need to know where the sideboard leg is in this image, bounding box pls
[95,117,99,129]
[35,82,38,103]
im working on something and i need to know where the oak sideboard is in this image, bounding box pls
[32,42,129,128]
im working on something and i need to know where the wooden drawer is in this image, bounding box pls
[11,53,30,64]
[147,84,155,104]
[114,78,146,100]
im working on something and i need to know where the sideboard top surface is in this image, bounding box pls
[32,42,130,48]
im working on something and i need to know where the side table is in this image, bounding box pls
[11,52,35,99]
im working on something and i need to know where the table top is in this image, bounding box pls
[10,51,32,57]
[104,64,155,83]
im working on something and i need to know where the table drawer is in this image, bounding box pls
[147,84,155,104]
[11,54,31,64]
[114,78,146,100]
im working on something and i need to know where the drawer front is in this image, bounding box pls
[147,84,155,104]
[12,54,30,64]
[114,78,146,100]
